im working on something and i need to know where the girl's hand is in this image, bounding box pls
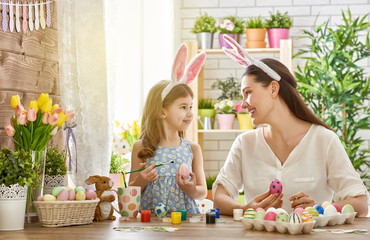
[176,172,197,195]
[245,191,283,211]
[289,192,315,209]
[137,163,158,185]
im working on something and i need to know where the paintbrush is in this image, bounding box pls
[124,160,175,175]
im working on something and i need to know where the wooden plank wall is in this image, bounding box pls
[0,0,59,150]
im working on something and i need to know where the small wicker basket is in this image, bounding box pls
[33,199,100,227]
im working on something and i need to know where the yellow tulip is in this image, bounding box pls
[11,95,20,109]
[28,100,39,113]
[41,98,52,113]
[37,93,49,108]
[50,104,60,114]
[56,112,67,126]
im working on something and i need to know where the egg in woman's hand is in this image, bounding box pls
[269,179,282,194]
[178,163,190,178]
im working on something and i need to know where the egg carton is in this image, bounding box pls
[241,218,315,235]
[312,212,356,227]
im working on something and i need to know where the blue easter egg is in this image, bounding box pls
[154,203,167,218]
[314,205,324,215]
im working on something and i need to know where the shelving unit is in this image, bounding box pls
[185,39,293,150]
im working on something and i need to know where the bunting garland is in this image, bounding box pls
[0,0,56,32]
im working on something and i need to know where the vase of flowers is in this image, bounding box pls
[5,93,75,216]
[214,99,236,130]
[235,101,254,130]
[217,16,246,49]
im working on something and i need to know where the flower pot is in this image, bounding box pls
[218,33,236,49]
[237,114,254,130]
[43,175,66,195]
[246,28,266,41]
[197,32,214,49]
[0,183,27,231]
[216,114,235,130]
[267,28,289,48]
[198,109,216,129]
[246,41,266,48]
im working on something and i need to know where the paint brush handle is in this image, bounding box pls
[125,163,163,175]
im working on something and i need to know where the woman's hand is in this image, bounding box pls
[176,172,197,195]
[136,163,158,185]
[246,191,283,211]
[289,192,315,209]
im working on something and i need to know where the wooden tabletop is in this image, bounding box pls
[1,215,369,240]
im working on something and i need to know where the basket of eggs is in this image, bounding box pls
[33,186,99,227]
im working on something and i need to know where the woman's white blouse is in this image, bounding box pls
[213,124,369,212]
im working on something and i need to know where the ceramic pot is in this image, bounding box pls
[267,28,289,48]
[216,114,235,130]
[237,114,254,130]
[198,109,216,129]
[218,33,236,49]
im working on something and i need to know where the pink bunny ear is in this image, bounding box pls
[222,47,249,67]
[223,34,246,58]
[182,51,206,85]
[172,44,188,82]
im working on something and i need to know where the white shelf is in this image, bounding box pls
[198,48,280,54]
[198,129,250,133]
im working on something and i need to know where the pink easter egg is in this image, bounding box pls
[332,203,341,213]
[86,189,97,200]
[294,207,305,215]
[37,195,44,201]
[264,211,277,221]
[269,179,282,194]
[68,189,76,200]
[57,189,69,201]
[178,163,190,178]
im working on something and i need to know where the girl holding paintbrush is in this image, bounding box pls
[128,44,207,213]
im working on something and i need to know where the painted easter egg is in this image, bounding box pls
[288,212,302,223]
[293,207,305,215]
[76,191,86,201]
[301,211,313,222]
[332,203,341,213]
[57,189,68,201]
[43,194,56,201]
[314,205,324,215]
[75,186,86,193]
[305,207,319,217]
[266,207,276,213]
[255,211,266,220]
[275,208,288,215]
[37,195,43,201]
[86,189,97,200]
[243,208,256,219]
[341,204,354,214]
[178,163,190,179]
[275,212,289,223]
[269,179,282,194]
[154,203,167,218]
[68,189,76,200]
[321,201,332,209]
[264,211,277,221]
[324,204,337,216]
[51,186,66,197]
[255,207,265,213]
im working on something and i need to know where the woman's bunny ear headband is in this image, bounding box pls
[161,43,207,101]
[221,35,281,93]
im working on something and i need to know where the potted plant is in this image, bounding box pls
[198,98,215,129]
[109,151,130,191]
[235,101,254,130]
[191,12,217,49]
[216,16,246,49]
[214,99,236,130]
[211,75,242,101]
[43,147,67,195]
[265,10,293,48]
[295,9,370,189]
[205,175,217,201]
[245,16,266,48]
[0,148,38,230]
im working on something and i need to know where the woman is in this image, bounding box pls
[213,35,369,217]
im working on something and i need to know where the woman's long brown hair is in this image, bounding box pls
[138,80,194,160]
[245,59,330,129]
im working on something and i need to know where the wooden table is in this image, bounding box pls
[1,215,369,240]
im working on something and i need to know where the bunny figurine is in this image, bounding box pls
[85,175,116,221]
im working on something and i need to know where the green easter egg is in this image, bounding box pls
[51,186,67,197]
[341,204,354,214]
[75,186,86,193]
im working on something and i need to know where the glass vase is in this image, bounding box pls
[26,149,46,218]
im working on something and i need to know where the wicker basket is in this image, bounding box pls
[33,199,100,227]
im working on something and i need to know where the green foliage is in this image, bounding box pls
[294,9,370,188]
[45,147,67,176]
[265,10,293,29]
[110,151,130,174]
[192,13,217,33]
[198,98,214,109]
[0,148,38,187]
[211,75,242,100]
[218,16,246,34]
[246,16,265,29]
[206,175,217,190]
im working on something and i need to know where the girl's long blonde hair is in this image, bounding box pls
[138,80,194,160]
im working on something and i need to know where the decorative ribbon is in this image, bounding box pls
[22,2,27,32]
[2,1,8,32]
[63,124,77,173]
[46,0,50,27]
[9,0,14,32]
[28,1,33,31]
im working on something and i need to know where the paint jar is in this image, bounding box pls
[171,212,181,224]
[206,212,216,224]
[233,209,243,221]
[141,209,151,222]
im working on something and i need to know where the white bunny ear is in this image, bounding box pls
[172,44,188,83]
[180,51,206,85]
[223,34,255,65]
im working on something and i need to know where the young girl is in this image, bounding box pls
[129,44,207,213]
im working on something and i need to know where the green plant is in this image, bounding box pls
[206,175,217,190]
[295,9,370,188]
[110,151,130,174]
[246,16,265,29]
[0,148,38,187]
[265,10,293,29]
[198,98,214,109]
[217,16,246,34]
[191,13,217,34]
[211,75,242,100]
[45,147,67,176]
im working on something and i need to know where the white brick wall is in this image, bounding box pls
[179,0,370,178]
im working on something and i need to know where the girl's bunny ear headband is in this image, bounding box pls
[161,43,207,101]
[221,35,281,93]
